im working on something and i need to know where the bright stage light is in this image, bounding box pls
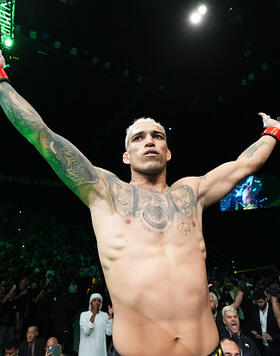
[198,5,207,15]
[188,4,207,25]
[189,12,202,24]
[4,38,13,48]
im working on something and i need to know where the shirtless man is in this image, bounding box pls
[0,52,279,356]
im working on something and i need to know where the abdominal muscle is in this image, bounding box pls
[93,213,219,356]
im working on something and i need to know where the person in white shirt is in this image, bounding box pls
[250,290,280,356]
[78,294,113,356]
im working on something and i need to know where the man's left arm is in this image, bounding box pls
[198,113,279,208]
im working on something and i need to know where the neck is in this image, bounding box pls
[130,169,168,192]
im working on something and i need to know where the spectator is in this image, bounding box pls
[4,340,19,356]
[44,337,62,356]
[209,280,246,336]
[19,326,45,356]
[0,285,19,356]
[209,292,226,335]
[14,279,29,341]
[249,290,280,356]
[33,289,53,340]
[25,282,40,328]
[220,336,241,356]
[78,293,113,356]
[266,283,280,329]
[221,305,260,356]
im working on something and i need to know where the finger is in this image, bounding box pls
[258,112,271,127]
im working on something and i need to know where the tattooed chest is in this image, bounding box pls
[109,181,197,235]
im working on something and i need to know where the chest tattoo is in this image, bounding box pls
[108,177,197,234]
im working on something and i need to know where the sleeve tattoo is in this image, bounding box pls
[0,83,100,197]
[44,133,100,191]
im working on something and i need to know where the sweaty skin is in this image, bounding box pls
[0,76,278,356]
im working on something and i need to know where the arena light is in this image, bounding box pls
[188,4,207,25]
[197,5,207,15]
[0,0,16,49]
[189,12,202,24]
[4,37,13,47]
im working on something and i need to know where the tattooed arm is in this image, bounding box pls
[0,81,107,206]
[197,133,277,209]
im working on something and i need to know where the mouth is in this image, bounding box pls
[231,323,238,332]
[144,150,159,157]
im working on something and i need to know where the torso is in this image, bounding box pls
[89,175,218,356]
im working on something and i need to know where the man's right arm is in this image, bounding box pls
[0,81,107,206]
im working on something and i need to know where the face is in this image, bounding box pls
[220,339,241,356]
[257,298,267,310]
[26,326,38,343]
[170,186,194,216]
[123,121,171,176]
[46,338,58,348]
[209,295,218,314]
[223,310,240,335]
[31,282,37,290]
[5,348,18,356]
[91,297,101,311]
[45,337,61,356]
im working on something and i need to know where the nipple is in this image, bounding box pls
[125,218,131,224]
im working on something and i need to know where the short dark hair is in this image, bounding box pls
[254,289,266,301]
[220,336,238,343]
[5,340,19,350]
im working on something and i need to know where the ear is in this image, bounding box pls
[123,151,131,165]
[166,148,171,162]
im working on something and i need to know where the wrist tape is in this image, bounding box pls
[0,67,9,82]
[262,126,280,141]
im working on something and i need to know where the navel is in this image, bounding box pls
[173,337,181,343]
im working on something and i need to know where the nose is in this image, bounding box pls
[144,134,155,146]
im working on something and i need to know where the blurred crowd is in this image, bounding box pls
[1,203,280,356]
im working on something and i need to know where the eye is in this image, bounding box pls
[155,134,164,139]
[132,135,142,142]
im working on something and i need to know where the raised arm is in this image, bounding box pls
[271,296,280,328]
[0,57,108,206]
[198,113,279,208]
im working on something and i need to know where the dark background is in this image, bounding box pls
[1,0,280,272]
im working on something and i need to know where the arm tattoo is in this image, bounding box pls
[0,83,99,194]
[0,83,44,142]
[243,141,268,158]
[45,133,99,191]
